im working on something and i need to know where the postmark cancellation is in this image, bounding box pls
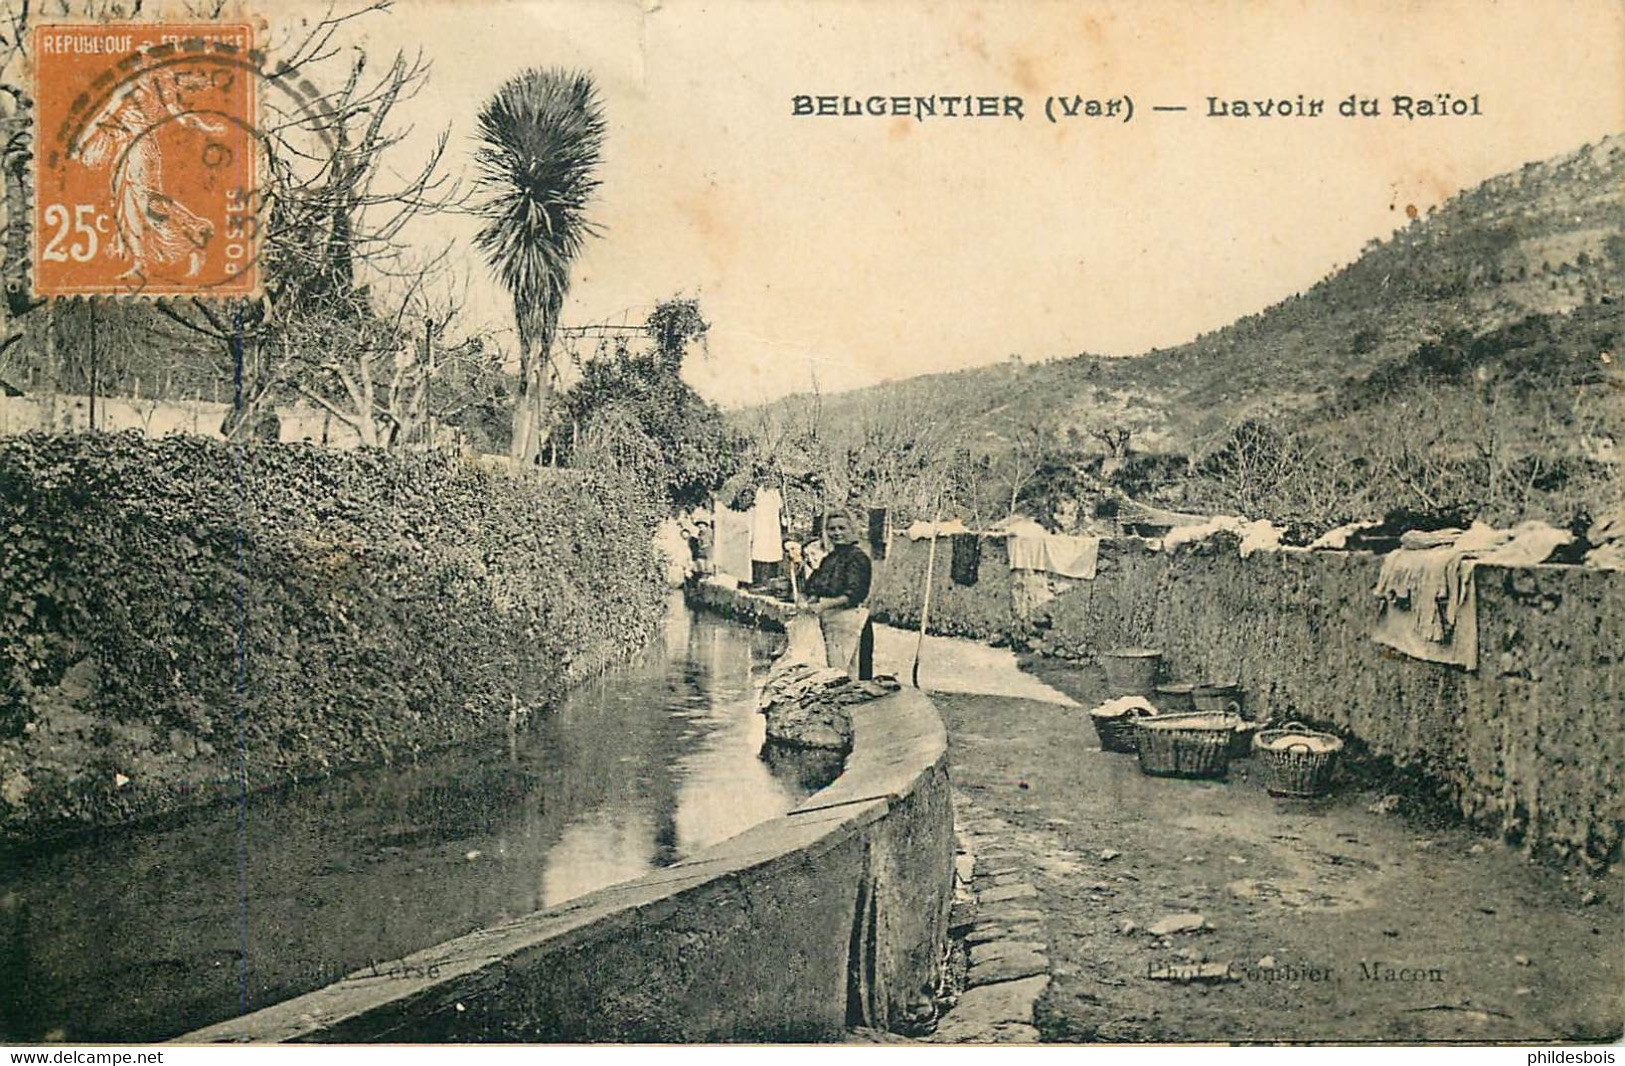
[32,22,259,298]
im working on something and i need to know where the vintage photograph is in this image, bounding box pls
[0,0,1620,1048]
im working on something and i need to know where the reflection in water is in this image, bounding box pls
[539,808,658,908]
[0,597,839,1042]
[761,744,849,796]
[670,616,801,858]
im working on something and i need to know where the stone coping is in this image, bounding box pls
[685,576,796,629]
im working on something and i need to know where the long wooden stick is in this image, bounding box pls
[911,492,943,688]
[780,471,799,603]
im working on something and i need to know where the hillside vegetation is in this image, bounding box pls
[743,136,1624,532]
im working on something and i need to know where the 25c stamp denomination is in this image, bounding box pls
[32,23,260,297]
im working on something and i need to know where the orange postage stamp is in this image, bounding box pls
[32,23,259,297]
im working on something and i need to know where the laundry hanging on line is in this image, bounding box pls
[750,486,784,563]
[712,506,754,581]
[1007,532,1100,580]
[950,533,981,586]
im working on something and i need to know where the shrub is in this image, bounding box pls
[0,433,665,836]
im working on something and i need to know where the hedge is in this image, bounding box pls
[0,432,666,844]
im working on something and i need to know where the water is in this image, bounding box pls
[0,598,831,1042]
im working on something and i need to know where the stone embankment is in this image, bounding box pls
[183,683,956,1043]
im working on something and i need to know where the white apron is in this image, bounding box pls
[781,612,829,668]
[819,606,871,679]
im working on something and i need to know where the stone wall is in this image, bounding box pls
[873,533,1623,866]
[0,394,366,448]
[181,686,954,1044]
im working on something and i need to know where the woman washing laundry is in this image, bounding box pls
[790,510,875,680]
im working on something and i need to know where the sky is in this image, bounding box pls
[276,0,1623,407]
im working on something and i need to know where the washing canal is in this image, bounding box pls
[0,596,835,1042]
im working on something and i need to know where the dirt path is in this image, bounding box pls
[930,684,1622,1044]
[871,623,1079,705]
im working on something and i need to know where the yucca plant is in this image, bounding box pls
[472,68,606,464]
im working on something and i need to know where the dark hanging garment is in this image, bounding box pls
[950,533,981,586]
[867,508,890,560]
[857,618,875,680]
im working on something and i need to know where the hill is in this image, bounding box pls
[741,136,1624,529]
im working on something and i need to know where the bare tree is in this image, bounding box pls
[1066,386,1163,461]
[985,423,1049,518]
[2,2,462,438]
[288,264,505,449]
[157,28,458,439]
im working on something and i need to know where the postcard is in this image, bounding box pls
[0,0,1619,1050]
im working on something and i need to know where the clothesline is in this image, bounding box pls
[901,517,1067,540]
[902,518,1102,582]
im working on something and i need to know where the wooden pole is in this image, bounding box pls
[45,301,57,430]
[422,316,434,448]
[911,489,944,689]
[87,301,98,431]
[779,471,799,603]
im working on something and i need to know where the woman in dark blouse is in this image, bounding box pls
[799,511,875,679]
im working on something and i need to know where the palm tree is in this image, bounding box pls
[472,68,606,464]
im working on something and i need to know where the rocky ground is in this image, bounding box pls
[861,626,1623,1045]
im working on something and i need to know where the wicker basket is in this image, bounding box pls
[1254,721,1344,797]
[1090,702,1156,753]
[1134,712,1240,779]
